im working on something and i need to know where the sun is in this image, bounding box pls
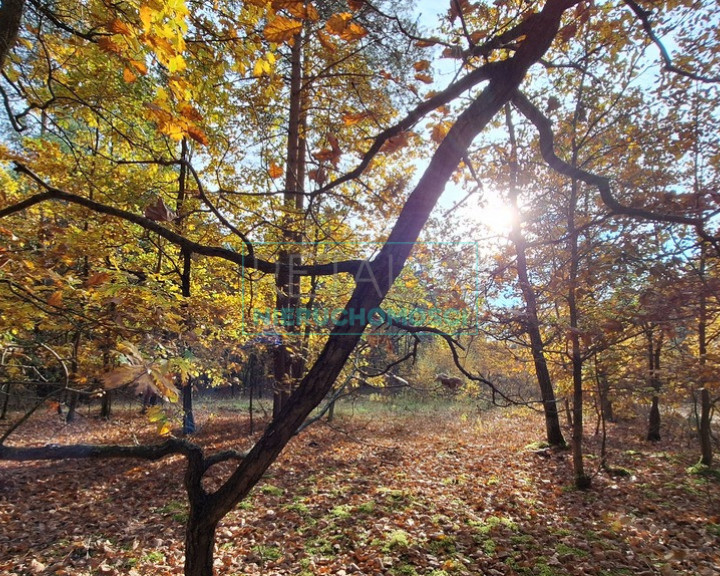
[462,187,517,236]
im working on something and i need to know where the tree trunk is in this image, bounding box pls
[100,390,112,419]
[183,381,196,435]
[645,327,663,442]
[647,395,661,442]
[1,383,10,419]
[699,388,712,466]
[504,105,565,447]
[327,398,335,422]
[273,27,306,420]
[65,390,79,423]
[184,516,217,576]
[0,0,24,70]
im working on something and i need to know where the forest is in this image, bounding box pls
[0,0,718,575]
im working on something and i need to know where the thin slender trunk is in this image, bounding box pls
[697,244,711,465]
[699,388,712,466]
[1,383,11,419]
[645,326,662,442]
[504,105,565,447]
[274,29,306,419]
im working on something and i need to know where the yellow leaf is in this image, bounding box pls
[158,422,172,436]
[139,5,153,32]
[263,15,303,43]
[253,58,272,76]
[268,162,284,179]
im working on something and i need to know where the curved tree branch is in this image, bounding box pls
[511,91,719,247]
[623,0,720,83]
[2,163,366,278]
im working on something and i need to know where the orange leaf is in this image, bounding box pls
[85,272,112,288]
[263,15,303,43]
[271,0,319,20]
[107,18,132,36]
[179,103,203,122]
[123,67,138,83]
[414,73,433,84]
[268,162,284,179]
[97,37,123,55]
[415,37,440,48]
[316,30,338,52]
[431,123,449,144]
[308,167,326,184]
[144,198,177,222]
[129,59,148,75]
[348,0,364,9]
[413,59,431,72]
[342,112,369,126]
[186,125,209,146]
[48,291,64,308]
[326,12,367,41]
[381,131,409,154]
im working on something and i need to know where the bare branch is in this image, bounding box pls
[511,91,719,246]
[623,0,720,83]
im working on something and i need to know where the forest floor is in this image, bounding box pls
[0,397,719,576]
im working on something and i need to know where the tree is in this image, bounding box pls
[2,0,720,574]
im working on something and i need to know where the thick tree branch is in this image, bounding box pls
[0,438,200,461]
[311,61,505,198]
[0,0,24,70]
[511,91,718,245]
[2,163,366,277]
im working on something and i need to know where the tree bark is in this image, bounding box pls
[184,515,217,576]
[504,105,565,447]
[0,0,24,70]
[645,326,663,442]
[699,388,712,465]
[273,27,306,420]
[100,391,112,420]
[647,395,661,442]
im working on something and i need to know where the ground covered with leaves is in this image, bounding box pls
[1,399,719,576]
